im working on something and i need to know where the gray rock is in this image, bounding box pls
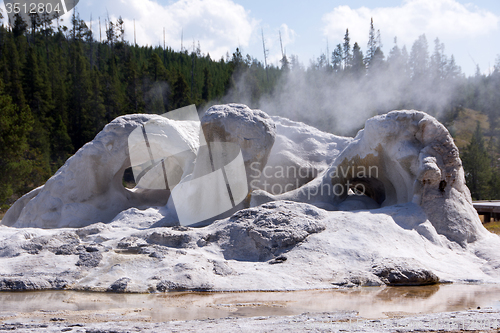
[146,230,193,248]
[156,278,212,292]
[54,244,76,255]
[22,232,80,255]
[0,277,67,291]
[76,252,103,268]
[209,201,326,261]
[372,258,440,286]
[117,236,148,249]
[268,255,287,264]
[108,277,131,292]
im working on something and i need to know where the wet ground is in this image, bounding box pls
[0,283,499,324]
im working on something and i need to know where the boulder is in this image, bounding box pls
[372,258,440,286]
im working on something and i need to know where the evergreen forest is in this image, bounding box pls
[1,12,500,212]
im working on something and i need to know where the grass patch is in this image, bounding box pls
[484,221,500,235]
[446,108,490,150]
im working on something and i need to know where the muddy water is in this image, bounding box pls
[0,284,499,323]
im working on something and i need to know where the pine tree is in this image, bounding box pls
[124,52,144,113]
[147,53,167,82]
[351,42,365,77]
[280,55,290,71]
[0,78,34,203]
[22,46,53,182]
[116,17,125,43]
[430,38,446,81]
[50,115,73,168]
[409,34,429,81]
[202,66,212,102]
[145,52,168,113]
[343,29,351,70]
[102,47,125,122]
[49,39,69,127]
[23,47,51,118]
[12,13,28,38]
[68,41,93,148]
[1,32,27,108]
[366,18,377,67]
[332,44,342,72]
[89,67,106,134]
[171,71,191,109]
[370,47,385,73]
[445,55,461,80]
[462,123,492,200]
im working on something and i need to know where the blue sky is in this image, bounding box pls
[235,0,500,74]
[7,0,499,75]
[230,0,500,75]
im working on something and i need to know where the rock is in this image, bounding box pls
[108,277,131,292]
[372,258,440,286]
[0,277,67,291]
[206,201,326,261]
[76,252,102,268]
[20,232,80,255]
[117,236,148,250]
[75,245,104,268]
[155,272,214,291]
[268,255,287,264]
[110,208,164,229]
[146,230,193,248]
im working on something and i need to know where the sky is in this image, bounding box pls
[3,0,500,75]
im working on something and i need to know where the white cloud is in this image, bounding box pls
[87,0,257,59]
[279,23,296,52]
[322,0,499,51]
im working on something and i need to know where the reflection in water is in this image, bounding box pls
[0,284,499,322]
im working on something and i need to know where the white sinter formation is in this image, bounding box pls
[0,105,499,292]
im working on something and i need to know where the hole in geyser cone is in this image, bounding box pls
[122,167,137,189]
[340,177,386,211]
[349,177,386,205]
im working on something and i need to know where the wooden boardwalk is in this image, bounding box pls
[473,201,500,222]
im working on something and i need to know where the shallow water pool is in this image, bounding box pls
[0,284,499,323]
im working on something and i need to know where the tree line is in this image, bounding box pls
[1,12,500,208]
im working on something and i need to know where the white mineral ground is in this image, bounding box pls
[1,104,500,331]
